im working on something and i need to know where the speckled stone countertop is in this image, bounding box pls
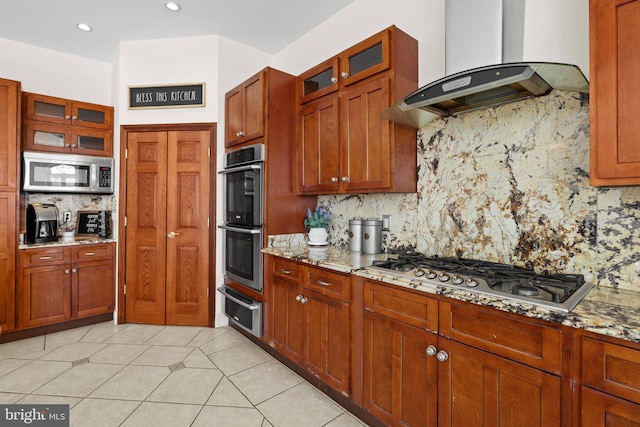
[19,238,116,250]
[263,244,640,344]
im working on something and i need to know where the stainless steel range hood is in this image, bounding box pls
[383,0,590,128]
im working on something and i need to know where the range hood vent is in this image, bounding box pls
[383,61,589,128]
[384,0,589,128]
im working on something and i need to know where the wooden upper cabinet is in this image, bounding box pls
[23,93,112,130]
[297,57,340,104]
[296,25,418,195]
[225,70,265,148]
[22,92,114,157]
[0,78,20,192]
[589,0,640,185]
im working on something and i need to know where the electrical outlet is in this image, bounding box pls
[63,211,72,223]
[382,214,391,231]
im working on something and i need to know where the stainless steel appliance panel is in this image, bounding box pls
[218,286,262,337]
[219,225,263,293]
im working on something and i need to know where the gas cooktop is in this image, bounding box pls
[367,255,593,313]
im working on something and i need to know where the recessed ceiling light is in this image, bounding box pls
[165,2,181,11]
[77,23,92,32]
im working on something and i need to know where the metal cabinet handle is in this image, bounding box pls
[341,71,349,78]
[84,252,95,256]
[436,350,449,362]
[330,76,338,84]
[426,345,437,356]
[280,269,292,275]
[39,256,52,260]
[341,176,349,183]
[167,231,179,239]
[331,177,339,183]
[317,280,332,287]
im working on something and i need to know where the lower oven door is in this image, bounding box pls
[219,224,263,293]
[217,286,262,337]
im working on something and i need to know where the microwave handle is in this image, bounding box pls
[218,165,261,174]
[217,287,260,310]
[218,224,262,234]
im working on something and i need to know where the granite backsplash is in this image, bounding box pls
[319,90,640,292]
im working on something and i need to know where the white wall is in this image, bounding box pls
[522,0,589,78]
[273,0,446,86]
[0,37,111,104]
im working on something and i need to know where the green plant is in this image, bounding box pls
[304,206,330,229]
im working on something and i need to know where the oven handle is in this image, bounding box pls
[217,287,260,310]
[218,164,262,174]
[218,224,262,234]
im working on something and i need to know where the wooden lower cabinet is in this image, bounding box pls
[267,256,351,396]
[581,387,640,427]
[437,338,561,427]
[18,243,115,329]
[576,331,640,426]
[363,310,438,427]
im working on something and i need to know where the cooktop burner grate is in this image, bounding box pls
[367,255,591,312]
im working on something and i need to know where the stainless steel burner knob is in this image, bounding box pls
[426,270,437,279]
[452,276,463,285]
[464,278,479,288]
[414,268,425,277]
[438,273,450,282]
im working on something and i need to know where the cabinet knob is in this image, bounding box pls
[341,71,349,79]
[72,268,77,273]
[296,294,302,302]
[167,231,179,239]
[331,177,339,183]
[65,115,71,120]
[236,131,245,137]
[72,116,77,121]
[341,176,349,183]
[65,269,70,274]
[70,144,77,148]
[330,76,338,84]
[300,296,308,304]
[425,345,437,356]
[436,350,449,362]
[65,144,71,148]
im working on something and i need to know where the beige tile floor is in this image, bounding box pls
[0,323,367,427]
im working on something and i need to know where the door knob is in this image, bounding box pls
[167,231,179,239]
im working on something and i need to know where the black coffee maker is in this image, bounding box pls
[26,203,59,243]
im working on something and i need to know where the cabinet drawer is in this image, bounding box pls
[305,267,350,301]
[21,247,71,267]
[364,280,438,333]
[582,336,640,405]
[439,301,563,375]
[72,243,113,262]
[273,258,301,282]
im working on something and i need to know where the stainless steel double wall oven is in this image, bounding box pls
[218,144,264,337]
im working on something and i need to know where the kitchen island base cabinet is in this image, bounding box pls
[18,243,115,330]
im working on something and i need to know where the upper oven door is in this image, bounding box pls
[220,163,263,227]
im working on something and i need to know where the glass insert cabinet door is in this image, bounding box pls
[24,93,113,130]
[339,28,391,86]
[23,123,113,156]
[298,57,340,104]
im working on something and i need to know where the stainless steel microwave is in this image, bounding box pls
[22,151,114,194]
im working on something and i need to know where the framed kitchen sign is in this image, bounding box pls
[128,82,205,109]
